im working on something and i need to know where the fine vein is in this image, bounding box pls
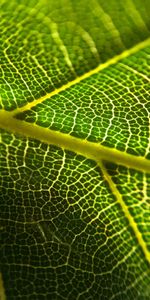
[11,37,150,115]
[99,161,150,263]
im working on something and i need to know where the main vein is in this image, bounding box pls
[11,37,150,115]
[0,110,150,173]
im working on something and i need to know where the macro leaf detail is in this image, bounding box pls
[0,1,150,299]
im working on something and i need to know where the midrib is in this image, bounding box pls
[0,109,150,174]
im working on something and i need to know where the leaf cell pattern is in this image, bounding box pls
[0,0,150,299]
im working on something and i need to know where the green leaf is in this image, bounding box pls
[0,0,150,299]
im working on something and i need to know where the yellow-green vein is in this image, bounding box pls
[0,110,150,174]
[99,161,150,263]
[10,37,150,115]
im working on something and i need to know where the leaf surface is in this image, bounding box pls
[0,0,150,299]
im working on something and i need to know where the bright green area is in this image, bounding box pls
[0,0,150,300]
[0,0,150,110]
[19,46,150,156]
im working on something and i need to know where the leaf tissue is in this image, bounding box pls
[0,0,150,299]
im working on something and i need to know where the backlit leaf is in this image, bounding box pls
[0,0,150,299]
